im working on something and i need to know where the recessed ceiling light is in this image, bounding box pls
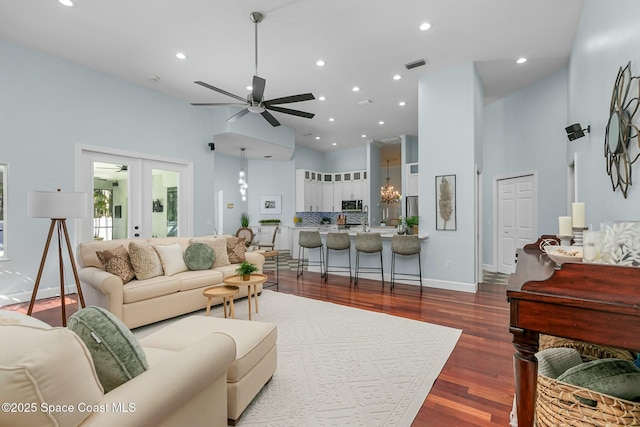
[319,96,326,101]
[59,0,74,6]
[329,117,335,122]
[316,59,326,67]
[361,134,367,138]
[378,121,385,125]
[516,57,527,64]
[352,86,360,92]
[419,22,432,31]
[399,101,406,106]
[246,85,253,91]
[315,136,320,140]
[332,142,337,146]
[175,52,187,60]
[393,74,402,80]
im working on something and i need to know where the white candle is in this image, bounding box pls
[559,216,572,236]
[572,203,585,228]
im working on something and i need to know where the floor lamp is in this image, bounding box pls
[27,189,88,326]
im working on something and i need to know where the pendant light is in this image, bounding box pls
[238,148,248,201]
[380,160,401,204]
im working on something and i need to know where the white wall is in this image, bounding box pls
[567,0,640,222]
[419,62,481,291]
[482,69,568,267]
[0,38,215,300]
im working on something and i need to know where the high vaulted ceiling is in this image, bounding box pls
[0,0,583,156]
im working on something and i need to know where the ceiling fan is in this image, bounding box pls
[191,12,315,127]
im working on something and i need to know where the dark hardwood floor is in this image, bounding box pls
[4,270,514,426]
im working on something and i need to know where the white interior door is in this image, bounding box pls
[497,174,536,274]
[78,148,192,242]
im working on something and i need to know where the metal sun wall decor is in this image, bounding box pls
[604,61,640,198]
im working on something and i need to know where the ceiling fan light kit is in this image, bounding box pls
[191,12,315,128]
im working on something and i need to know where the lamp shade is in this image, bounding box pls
[28,190,88,219]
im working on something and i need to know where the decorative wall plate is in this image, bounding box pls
[604,62,640,198]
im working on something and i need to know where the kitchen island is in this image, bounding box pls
[294,225,428,287]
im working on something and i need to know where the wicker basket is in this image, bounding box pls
[536,335,640,426]
[537,374,640,426]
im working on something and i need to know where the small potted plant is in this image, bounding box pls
[240,212,250,228]
[405,215,419,235]
[321,216,331,225]
[236,261,258,281]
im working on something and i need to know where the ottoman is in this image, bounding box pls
[139,316,277,424]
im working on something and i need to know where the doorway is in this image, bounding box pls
[495,173,537,274]
[77,147,193,242]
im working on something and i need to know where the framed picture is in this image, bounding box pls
[435,175,456,230]
[259,195,282,215]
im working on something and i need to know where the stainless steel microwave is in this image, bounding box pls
[342,200,363,212]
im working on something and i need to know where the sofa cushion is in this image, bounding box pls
[191,237,231,268]
[184,242,215,270]
[96,245,135,284]
[0,309,52,328]
[0,323,103,427]
[129,240,164,280]
[227,236,247,264]
[176,269,225,292]
[154,242,189,276]
[557,358,640,404]
[122,275,181,304]
[68,306,149,393]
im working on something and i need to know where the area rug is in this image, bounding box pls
[133,290,461,426]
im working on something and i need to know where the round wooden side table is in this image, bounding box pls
[223,274,267,320]
[203,285,240,318]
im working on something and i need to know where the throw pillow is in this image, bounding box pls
[0,324,103,427]
[184,243,215,270]
[535,347,583,379]
[128,240,164,280]
[153,242,188,276]
[557,358,640,405]
[68,306,148,393]
[96,245,135,284]
[227,236,246,264]
[191,237,231,268]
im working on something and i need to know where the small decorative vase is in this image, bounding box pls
[242,274,250,281]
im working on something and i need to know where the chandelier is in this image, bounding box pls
[238,148,248,201]
[380,160,401,204]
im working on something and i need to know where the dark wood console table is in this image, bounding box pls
[507,241,640,427]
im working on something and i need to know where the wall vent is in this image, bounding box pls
[405,59,427,70]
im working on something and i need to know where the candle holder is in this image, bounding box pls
[572,227,588,246]
[557,234,574,247]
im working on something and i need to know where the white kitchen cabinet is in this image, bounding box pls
[295,169,306,212]
[333,173,343,212]
[322,173,334,212]
[406,163,419,197]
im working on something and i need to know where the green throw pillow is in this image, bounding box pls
[557,358,640,406]
[184,242,215,270]
[68,306,148,393]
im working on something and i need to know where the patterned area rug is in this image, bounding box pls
[134,291,461,426]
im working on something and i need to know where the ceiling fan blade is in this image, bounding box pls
[191,102,247,106]
[261,110,281,127]
[194,81,246,102]
[252,76,266,102]
[264,93,315,106]
[265,104,315,119]
[227,108,250,122]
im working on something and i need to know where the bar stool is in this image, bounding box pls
[390,235,422,292]
[354,232,383,287]
[296,230,325,278]
[324,232,352,282]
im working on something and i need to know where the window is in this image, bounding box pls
[93,189,113,241]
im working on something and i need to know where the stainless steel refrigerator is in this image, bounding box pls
[405,196,419,219]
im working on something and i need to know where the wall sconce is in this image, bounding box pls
[565,123,591,141]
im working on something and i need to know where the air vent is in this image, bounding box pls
[405,59,427,70]
[358,99,373,105]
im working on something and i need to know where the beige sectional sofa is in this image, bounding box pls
[77,236,265,329]
[0,310,236,427]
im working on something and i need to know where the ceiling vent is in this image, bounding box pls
[358,99,373,105]
[405,59,427,70]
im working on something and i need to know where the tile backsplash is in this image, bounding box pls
[295,212,366,227]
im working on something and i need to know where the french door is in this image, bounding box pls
[78,148,192,242]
